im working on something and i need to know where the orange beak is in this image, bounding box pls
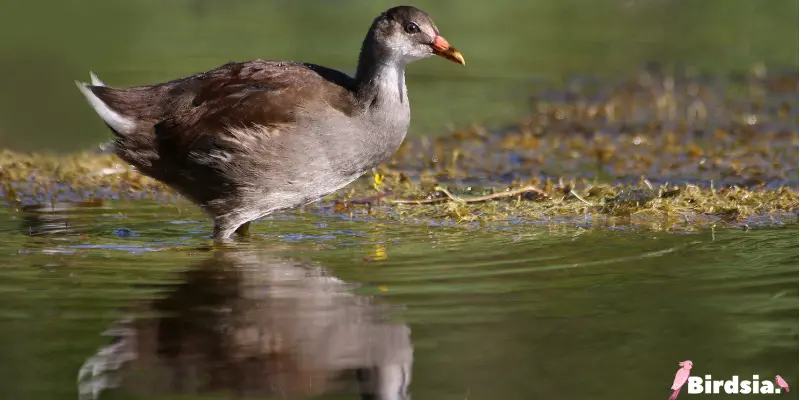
[431,35,465,65]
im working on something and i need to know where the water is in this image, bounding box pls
[0,204,796,399]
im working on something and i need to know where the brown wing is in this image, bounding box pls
[153,60,359,152]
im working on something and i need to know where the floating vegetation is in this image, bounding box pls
[1,66,797,231]
[328,173,798,231]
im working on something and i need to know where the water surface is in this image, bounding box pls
[0,203,796,399]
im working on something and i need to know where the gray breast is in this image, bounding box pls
[304,102,409,183]
[239,107,406,217]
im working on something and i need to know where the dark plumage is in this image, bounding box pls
[76,6,464,238]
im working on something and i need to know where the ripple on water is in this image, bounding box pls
[0,201,796,399]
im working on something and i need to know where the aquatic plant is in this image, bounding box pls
[1,66,797,231]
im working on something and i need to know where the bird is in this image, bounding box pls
[75,6,464,239]
[669,360,693,400]
[776,375,790,392]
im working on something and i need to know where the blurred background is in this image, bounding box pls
[0,0,797,152]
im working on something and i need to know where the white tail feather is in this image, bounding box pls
[75,79,137,135]
[89,71,105,86]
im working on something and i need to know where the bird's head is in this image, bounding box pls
[368,6,465,66]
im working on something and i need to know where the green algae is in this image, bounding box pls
[0,67,797,232]
[0,150,796,231]
[332,176,798,231]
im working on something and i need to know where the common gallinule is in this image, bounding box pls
[76,6,464,239]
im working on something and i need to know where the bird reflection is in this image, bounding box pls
[19,202,90,236]
[78,249,413,400]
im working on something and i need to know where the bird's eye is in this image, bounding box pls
[404,22,420,34]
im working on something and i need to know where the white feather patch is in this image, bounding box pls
[89,71,105,86]
[75,80,137,135]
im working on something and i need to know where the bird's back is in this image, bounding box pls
[76,61,365,210]
[82,60,360,134]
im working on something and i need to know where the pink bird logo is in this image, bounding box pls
[775,375,790,392]
[668,360,693,400]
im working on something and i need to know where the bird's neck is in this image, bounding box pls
[355,38,408,109]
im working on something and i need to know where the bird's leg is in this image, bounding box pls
[234,221,251,236]
[211,216,241,241]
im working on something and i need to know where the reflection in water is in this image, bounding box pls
[19,202,99,236]
[78,250,413,399]
[0,201,795,400]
